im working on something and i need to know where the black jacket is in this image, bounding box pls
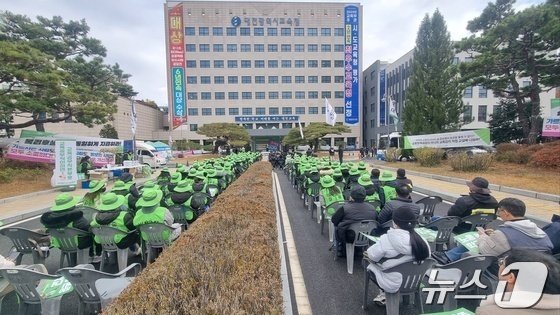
[447,193,498,218]
[40,208,92,248]
[378,196,420,224]
[331,201,377,233]
[394,177,413,188]
[170,191,193,204]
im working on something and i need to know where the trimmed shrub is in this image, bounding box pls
[448,153,494,172]
[496,149,532,164]
[414,148,445,167]
[385,148,401,162]
[496,143,519,154]
[105,162,282,314]
[529,142,560,169]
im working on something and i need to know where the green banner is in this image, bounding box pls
[403,129,491,149]
[39,277,74,299]
[454,231,479,254]
[551,99,560,116]
[20,130,56,138]
[415,227,437,242]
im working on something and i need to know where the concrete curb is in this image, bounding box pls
[371,163,560,203]
[0,207,48,226]
[0,188,60,205]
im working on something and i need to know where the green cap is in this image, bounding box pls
[170,172,181,184]
[206,169,217,177]
[358,174,373,186]
[51,193,80,211]
[320,175,335,188]
[349,167,360,176]
[97,192,126,211]
[142,180,157,190]
[174,180,191,193]
[137,189,163,208]
[111,180,128,191]
[358,161,367,170]
[89,180,106,193]
[380,170,397,182]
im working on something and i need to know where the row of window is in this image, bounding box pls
[185,27,345,37]
[186,43,345,53]
[464,86,488,98]
[187,75,344,84]
[463,105,490,122]
[185,59,343,68]
[187,106,345,116]
[186,91,344,100]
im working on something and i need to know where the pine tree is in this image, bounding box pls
[403,10,464,135]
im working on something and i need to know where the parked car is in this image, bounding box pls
[443,146,494,158]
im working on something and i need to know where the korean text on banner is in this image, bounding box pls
[403,129,491,150]
[168,4,186,129]
[343,5,360,125]
[325,98,337,126]
[53,140,78,187]
[542,117,560,138]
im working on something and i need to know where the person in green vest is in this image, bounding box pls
[91,192,139,253]
[332,168,346,192]
[79,156,93,180]
[379,170,397,205]
[357,161,368,175]
[133,190,181,241]
[319,175,345,217]
[164,180,197,224]
[111,180,129,197]
[205,169,221,198]
[161,172,181,196]
[81,180,107,207]
[357,174,382,212]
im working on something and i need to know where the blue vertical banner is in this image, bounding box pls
[171,67,186,128]
[343,5,359,125]
[379,69,386,126]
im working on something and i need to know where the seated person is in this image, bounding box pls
[133,190,182,241]
[543,214,560,255]
[331,186,377,257]
[434,198,553,264]
[379,170,398,204]
[164,180,197,224]
[476,249,560,314]
[110,180,129,197]
[370,168,386,208]
[80,180,106,207]
[91,192,139,253]
[394,168,413,188]
[378,185,420,224]
[357,174,382,211]
[365,205,430,306]
[318,175,345,217]
[447,177,498,218]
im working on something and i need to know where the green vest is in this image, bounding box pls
[91,211,129,244]
[382,186,397,203]
[321,188,344,216]
[133,206,170,241]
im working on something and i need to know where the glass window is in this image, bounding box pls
[282,107,292,115]
[463,105,473,122]
[269,91,279,99]
[309,107,318,114]
[202,108,212,115]
[199,44,210,52]
[294,28,304,36]
[295,44,305,52]
[187,76,197,84]
[241,76,251,83]
[295,76,305,83]
[321,44,331,52]
[214,76,224,84]
[308,76,318,83]
[254,27,264,36]
[214,60,224,68]
[187,92,198,100]
[268,44,278,52]
[254,44,264,52]
[229,108,239,115]
[308,60,318,68]
[201,92,211,100]
[282,76,292,84]
[295,91,305,99]
[242,107,252,115]
[334,60,344,68]
[321,28,331,36]
[295,107,305,114]
[334,44,344,52]
[241,60,251,68]
[463,87,473,98]
[185,27,195,36]
[255,76,265,84]
[215,92,225,100]
[215,108,225,115]
[240,27,250,36]
[281,28,291,36]
[226,27,237,36]
[335,91,344,98]
[213,27,223,36]
[308,44,318,52]
[269,107,279,115]
[321,76,331,83]
[186,60,196,68]
[228,92,238,99]
[228,60,238,68]
[186,44,196,52]
[282,91,292,99]
[227,44,237,52]
[478,105,487,122]
[281,60,291,68]
[281,44,291,52]
[308,91,318,99]
[267,28,277,36]
[201,76,211,84]
[334,28,344,36]
[282,123,292,129]
[308,28,318,36]
[334,76,344,83]
[335,106,344,113]
[321,91,331,99]
[228,76,238,84]
[242,92,252,99]
[241,44,251,52]
[213,44,223,52]
[200,60,210,68]
[256,107,265,115]
[199,27,209,36]
[268,60,278,68]
[321,60,331,68]
[268,76,278,84]
[255,60,265,68]
[295,60,305,68]
[188,108,198,116]
[478,86,487,98]
[255,92,265,99]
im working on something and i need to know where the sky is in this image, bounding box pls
[2,0,542,109]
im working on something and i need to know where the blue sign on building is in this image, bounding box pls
[171,67,186,119]
[234,116,299,123]
[343,5,360,125]
[379,69,386,126]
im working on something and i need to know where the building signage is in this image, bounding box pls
[379,69,386,126]
[167,4,187,129]
[234,116,299,122]
[240,17,300,27]
[344,5,360,125]
[542,117,560,138]
[231,16,241,27]
[403,129,491,150]
[53,140,78,187]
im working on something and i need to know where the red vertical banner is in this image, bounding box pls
[168,4,187,129]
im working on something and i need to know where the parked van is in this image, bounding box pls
[136,141,166,168]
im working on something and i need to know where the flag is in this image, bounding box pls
[298,120,304,139]
[325,98,337,126]
[130,98,137,134]
[388,96,399,123]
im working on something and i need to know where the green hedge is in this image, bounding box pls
[105,162,282,314]
[414,148,445,167]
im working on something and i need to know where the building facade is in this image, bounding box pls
[162,1,363,150]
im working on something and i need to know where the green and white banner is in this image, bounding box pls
[403,128,491,149]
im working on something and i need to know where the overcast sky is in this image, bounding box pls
[2,0,542,108]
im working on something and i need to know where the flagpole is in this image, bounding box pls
[131,97,137,160]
